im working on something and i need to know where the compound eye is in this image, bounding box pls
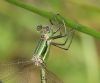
[37,25,42,31]
[45,26,50,32]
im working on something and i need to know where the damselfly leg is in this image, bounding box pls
[50,14,64,35]
[50,14,75,50]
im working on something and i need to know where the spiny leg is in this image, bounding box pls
[50,18,74,45]
[50,14,75,50]
[50,14,64,35]
[52,23,63,35]
[51,29,74,45]
[51,29,75,50]
[50,20,67,40]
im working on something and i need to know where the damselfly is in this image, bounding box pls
[0,14,74,83]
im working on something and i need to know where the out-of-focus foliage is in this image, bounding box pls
[0,0,100,83]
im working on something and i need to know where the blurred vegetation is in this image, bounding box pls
[0,0,100,83]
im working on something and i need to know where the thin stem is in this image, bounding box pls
[5,0,100,39]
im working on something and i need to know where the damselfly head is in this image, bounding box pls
[37,25,42,31]
[37,25,50,33]
[36,25,53,40]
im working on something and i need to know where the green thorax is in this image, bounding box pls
[34,25,53,61]
[34,39,50,60]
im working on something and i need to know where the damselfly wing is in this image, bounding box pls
[0,59,63,83]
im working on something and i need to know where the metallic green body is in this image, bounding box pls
[34,39,50,61]
[33,26,53,83]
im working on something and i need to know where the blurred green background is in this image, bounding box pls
[0,0,100,83]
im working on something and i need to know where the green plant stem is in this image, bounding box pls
[5,0,100,39]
